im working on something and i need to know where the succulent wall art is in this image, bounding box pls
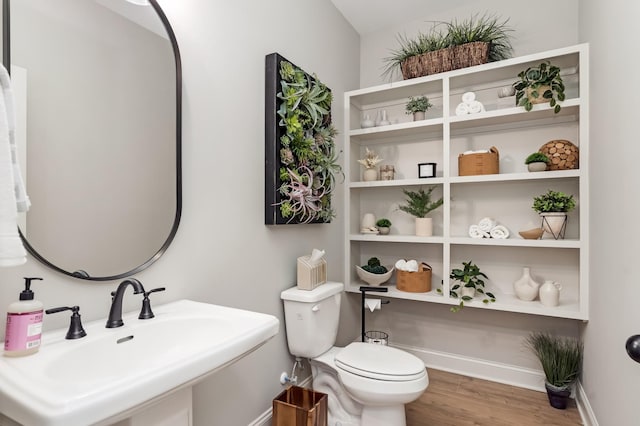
[265,53,342,224]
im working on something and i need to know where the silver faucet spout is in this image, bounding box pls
[106,278,145,328]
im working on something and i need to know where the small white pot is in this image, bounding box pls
[540,212,567,239]
[460,286,476,298]
[363,168,377,181]
[413,111,425,121]
[527,162,547,172]
[415,217,433,237]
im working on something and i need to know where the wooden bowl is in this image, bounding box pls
[355,265,394,286]
[518,228,544,240]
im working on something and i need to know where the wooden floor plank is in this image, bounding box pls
[406,369,583,426]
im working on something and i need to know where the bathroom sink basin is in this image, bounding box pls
[0,299,279,426]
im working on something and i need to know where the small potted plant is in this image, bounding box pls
[405,96,433,121]
[513,61,565,114]
[525,152,550,172]
[525,332,583,410]
[532,190,576,239]
[357,147,383,181]
[398,186,443,236]
[376,218,392,235]
[443,260,495,312]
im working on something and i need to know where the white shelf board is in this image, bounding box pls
[350,177,445,188]
[450,169,580,184]
[345,283,585,320]
[349,118,444,143]
[350,234,444,244]
[448,237,580,249]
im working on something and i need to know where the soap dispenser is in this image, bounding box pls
[4,277,44,357]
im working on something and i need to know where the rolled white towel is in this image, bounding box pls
[478,217,497,232]
[490,225,510,239]
[405,259,419,272]
[468,100,485,114]
[462,149,489,155]
[395,259,407,270]
[455,103,470,116]
[462,91,476,104]
[468,224,484,239]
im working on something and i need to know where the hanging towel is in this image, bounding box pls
[0,64,28,267]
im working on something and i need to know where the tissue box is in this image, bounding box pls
[297,256,327,290]
[396,262,432,293]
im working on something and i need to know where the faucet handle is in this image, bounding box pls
[139,287,166,320]
[45,306,87,340]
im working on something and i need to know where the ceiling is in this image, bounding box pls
[330,0,471,35]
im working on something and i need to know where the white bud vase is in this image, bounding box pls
[363,168,377,181]
[539,280,562,307]
[513,267,541,301]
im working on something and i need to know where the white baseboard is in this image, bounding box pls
[392,342,547,392]
[247,376,313,426]
[576,381,598,426]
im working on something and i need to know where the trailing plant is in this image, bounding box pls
[376,218,392,228]
[398,186,443,218]
[525,332,583,389]
[405,96,433,114]
[275,61,343,223]
[525,152,550,165]
[513,61,565,113]
[442,260,495,312]
[532,190,576,213]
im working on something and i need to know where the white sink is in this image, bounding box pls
[0,299,279,426]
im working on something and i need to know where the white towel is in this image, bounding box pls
[455,103,470,116]
[478,217,497,232]
[468,225,485,239]
[490,225,510,239]
[0,64,27,267]
[468,100,485,114]
[462,92,476,104]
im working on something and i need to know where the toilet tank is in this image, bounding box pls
[280,282,343,358]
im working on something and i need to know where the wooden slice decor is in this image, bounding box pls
[538,139,579,170]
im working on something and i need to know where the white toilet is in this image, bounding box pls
[281,282,428,426]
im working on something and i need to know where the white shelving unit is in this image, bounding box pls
[343,44,589,320]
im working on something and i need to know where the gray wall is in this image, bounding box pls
[0,0,359,425]
[580,1,640,425]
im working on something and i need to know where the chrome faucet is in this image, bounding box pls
[106,278,145,328]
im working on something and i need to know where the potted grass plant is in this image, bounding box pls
[525,332,583,409]
[383,13,513,80]
[398,186,443,237]
[513,61,566,114]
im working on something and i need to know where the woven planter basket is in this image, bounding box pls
[400,42,490,79]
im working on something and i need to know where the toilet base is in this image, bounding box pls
[361,405,406,426]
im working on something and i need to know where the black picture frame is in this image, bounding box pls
[418,162,437,178]
[264,53,335,225]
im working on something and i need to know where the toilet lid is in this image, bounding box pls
[334,342,426,382]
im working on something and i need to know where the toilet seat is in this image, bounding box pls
[335,342,426,382]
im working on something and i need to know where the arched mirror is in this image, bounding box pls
[1,0,182,281]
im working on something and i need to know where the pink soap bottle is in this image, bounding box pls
[4,277,44,357]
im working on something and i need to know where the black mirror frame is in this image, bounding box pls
[1,0,182,281]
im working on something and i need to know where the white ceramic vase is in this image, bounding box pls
[361,213,376,230]
[513,267,541,301]
[539,280,562,307]
[415,217,433,237]
[363,168,377,181]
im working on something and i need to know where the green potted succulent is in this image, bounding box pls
[405,96,433,121]
[525,332,583,410]
[382,13,513,80]
[442,260,495,312]
[524,152,550,172]
[532,190,576,239]
[513,61,565,114]
[375,218,392,235]
[398,186,443,237]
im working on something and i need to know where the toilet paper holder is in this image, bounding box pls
[359,286,390,343]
